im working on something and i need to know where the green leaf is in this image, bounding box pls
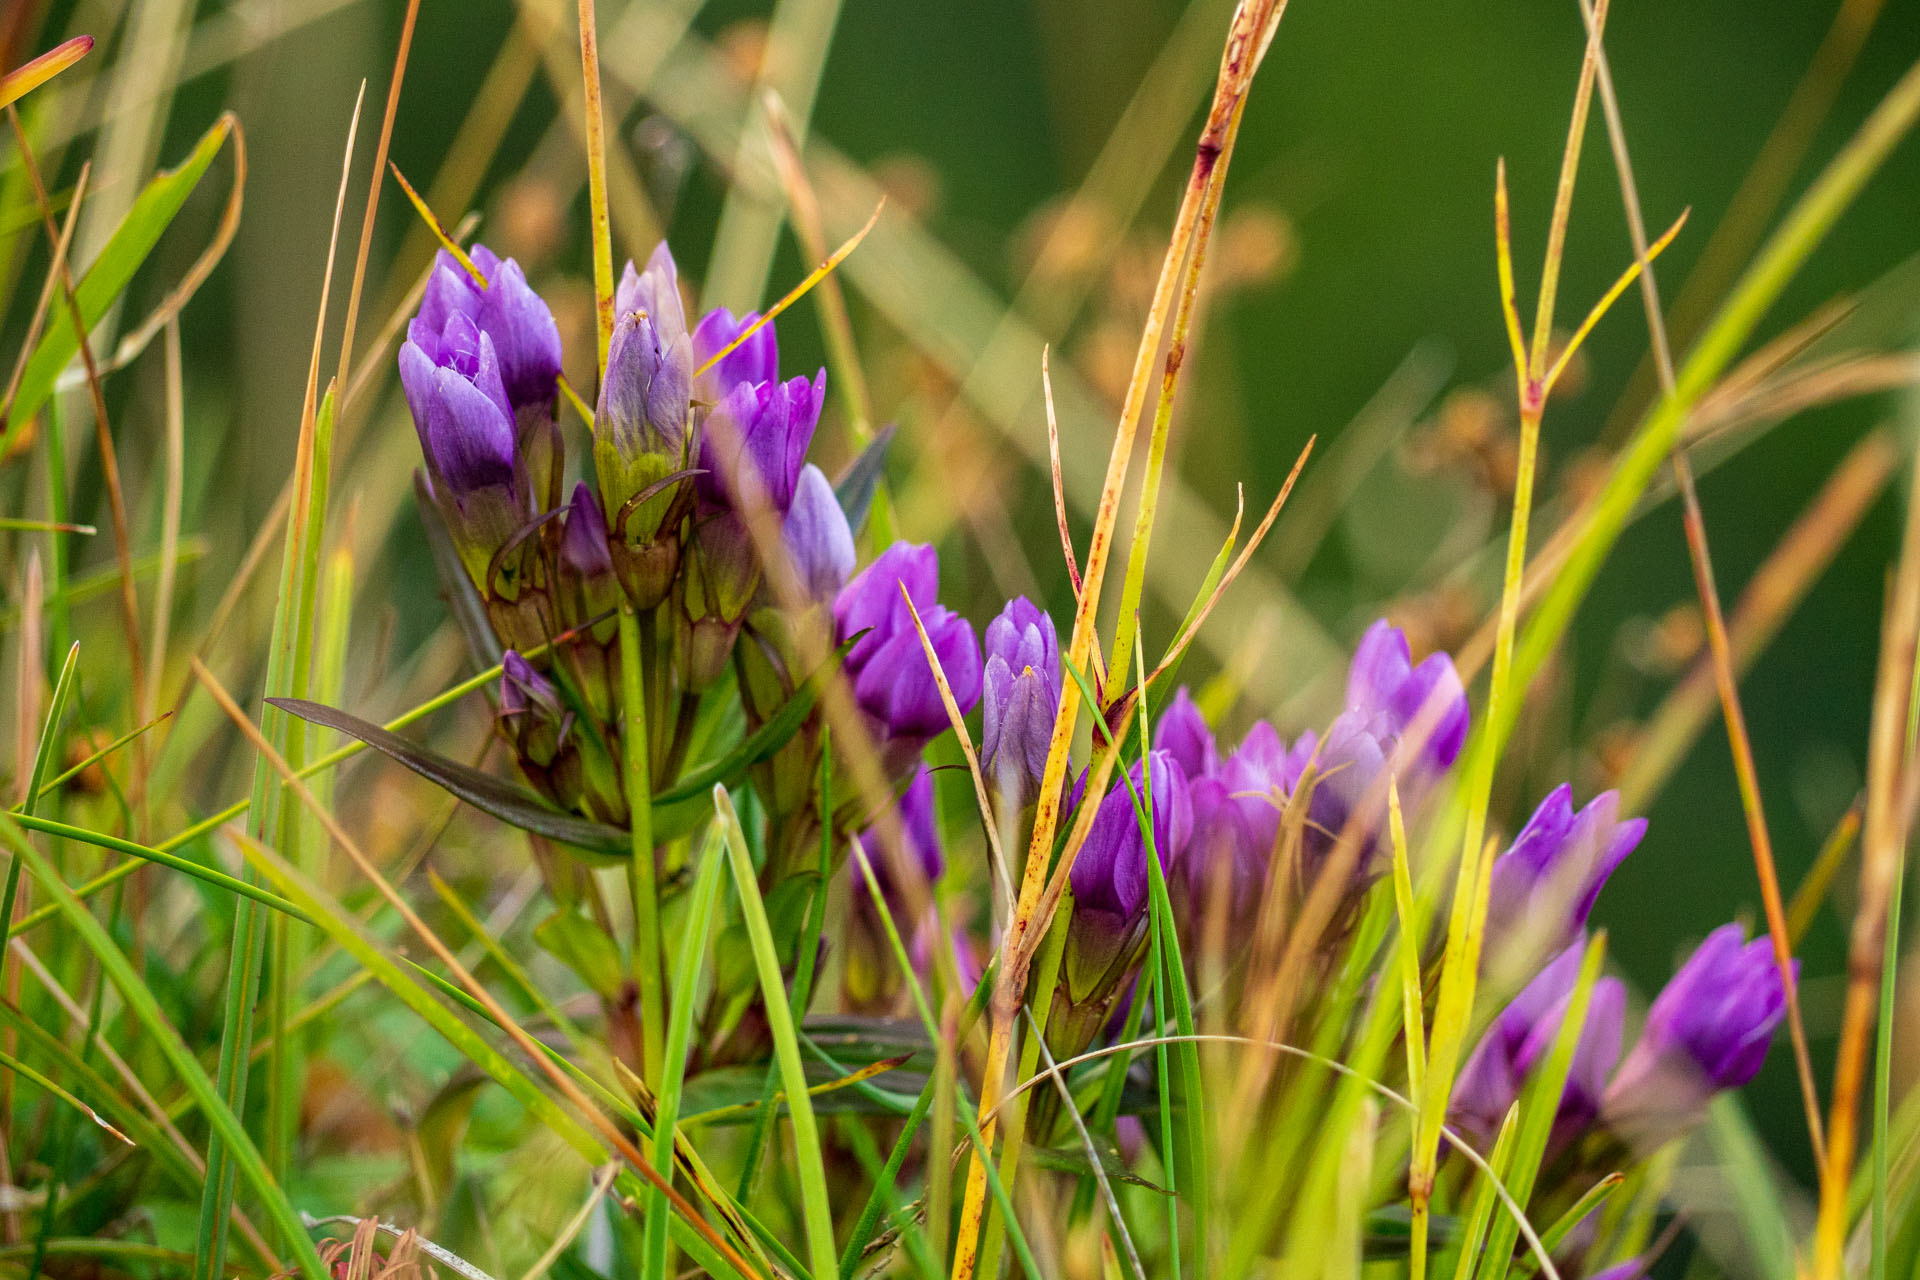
[533,909,628,1000]
[267,697,636,862]
[8,114,235,434]
[654,635,856,806]
[833,425,895,536]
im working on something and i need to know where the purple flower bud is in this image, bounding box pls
[558,483,619,626]
[1346,619,1469,779]
[400,313,518,496]
[1071,752,1193,938]
[598,309,693,469]
[1453,942,1625,1151]
[832,543,982,771]
[1153,687,1220,782]
[417,244,562,418]
[696,372,825,515]
[782,463,856,603]
[981,597,1061,806]
[1604,924,1791,1142]
[499,651,582,809]
[615,242,689,348]
[1060,751,1192,1015]
[1486,785,1645,968]
[692,306,778,399]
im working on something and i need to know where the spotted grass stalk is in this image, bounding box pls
[950,8,1286,1272]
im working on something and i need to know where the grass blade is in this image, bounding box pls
[714,786,840,1280]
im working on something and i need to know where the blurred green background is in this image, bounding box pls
[14,0,1920,1212]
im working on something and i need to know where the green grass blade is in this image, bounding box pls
[714,786,839,1280]
[0,640,77,984]
[646,823,729,1280]
[1447,1108,1518,1280]
[230,830,754,1280]
[0,814,329,1279]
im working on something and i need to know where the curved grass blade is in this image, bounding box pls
[7,113,235,434]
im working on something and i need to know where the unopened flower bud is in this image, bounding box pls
[981,597,1060,806]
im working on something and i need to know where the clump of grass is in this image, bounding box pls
[1,4,1919,1280]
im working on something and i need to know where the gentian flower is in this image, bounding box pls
[1281,620,1469,883]
[832,542,982,775]
[1154,687,1220,782]
[1485,785,1645,976]
[859,763,946,907]
[696,372,825,516]
[1054,751,1192,1052]
[553,482,621,721]
[416,244,563,420]
[846,765,951,1013]
[1180,720,1288,926]
[595,245,697,608]
[399,311,529,588]
[1346,618,1470,779]
[1452,941,1625,1152]
[692,305,778,401]
[678,363,824,688]
[1603,924,1791,1144]
[981,597,1061,806]
[782,463,856,604]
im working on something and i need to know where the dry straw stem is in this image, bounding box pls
[950,6,1289,1274]
[577,0,614,381]
[189,658,764,1280]
[331,0,419,402]
[1815,407,1920,1275]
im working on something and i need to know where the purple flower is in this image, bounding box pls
[400,313,518,496]
[1154,688,1220,782]
[1181,721,1288,916]
[1054,752,1193,1047]
[981,597,1061,805]
[782,464,856,603]
[1069,752,1193,965]
[416,244,562,418]
[1346,619,1470,780]
[860,763,946,906]
[1277,620,1470,882]
[832,543,982,770]
[1453,942,1625,1151]
[399,311,531,584]
[615,242,689,347]
[1486,786,1645,969]
[1604,924,1791,1142]
[692,306,778,400]
[696,372,825,516]
[597,309,693,473]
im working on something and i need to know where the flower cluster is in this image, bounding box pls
[396,242,1794,1181]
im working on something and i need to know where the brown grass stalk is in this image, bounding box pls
[1572,0,1827,1167]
